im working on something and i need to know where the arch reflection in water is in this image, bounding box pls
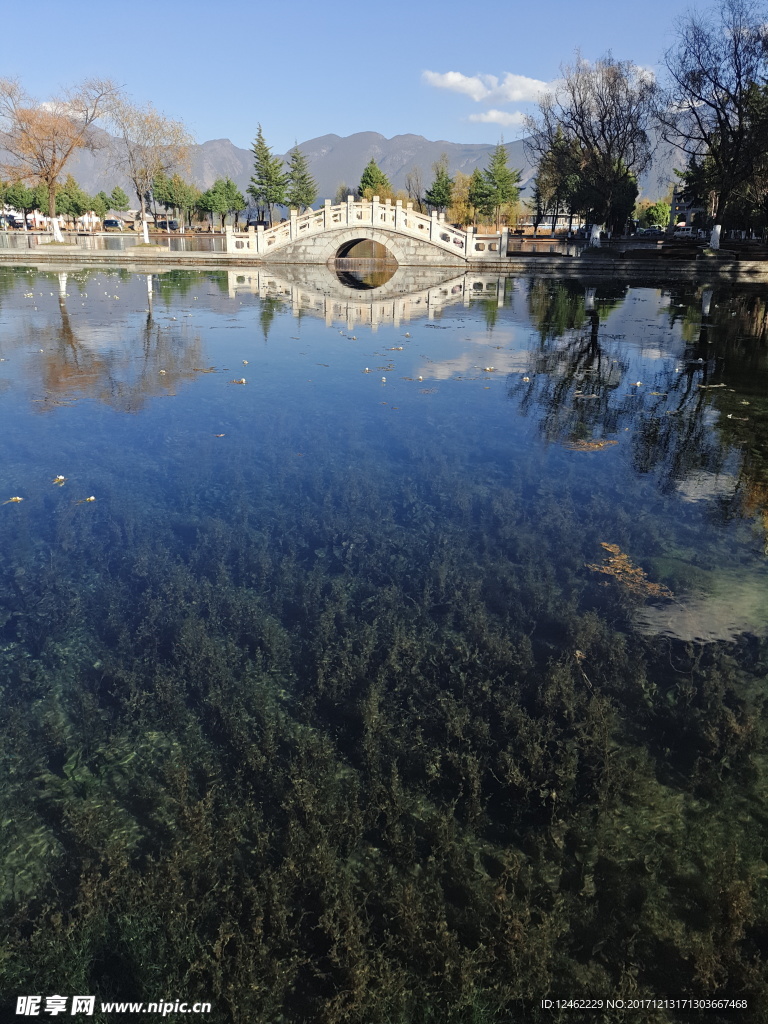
[333,240,398,290]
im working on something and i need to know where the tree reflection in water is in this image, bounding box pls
[509,280,629,447]
[16,269,208,413]
[508,277,768,551]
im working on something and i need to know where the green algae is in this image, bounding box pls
[0,268,767,1022]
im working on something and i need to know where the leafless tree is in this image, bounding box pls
[524,53,657,228]
[107,98,193,229]
[333,182,351,205]
[405,165,424,212]
[0,77,117,228]
[656,0,768,220]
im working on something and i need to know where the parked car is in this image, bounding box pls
[103,218,124,231]
[156,219,179,231]
[673,226,694,238]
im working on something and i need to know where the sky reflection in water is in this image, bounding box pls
[0,263,767,1020]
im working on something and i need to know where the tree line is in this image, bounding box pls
[0,109,521,232]
[524,0,768,235]
[0,72,522,234]
[347,144,521,231]
[5,0,768,239]
[0,171,243,232]
[244,128,522,231]
[247,0,768,237]
[0,81,320,232]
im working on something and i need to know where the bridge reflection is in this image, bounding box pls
[225,264,506,330]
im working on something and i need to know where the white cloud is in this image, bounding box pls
[490,73,551,103]
[422,70,493,101]
[467,109,527,127]
[422,70,551,104]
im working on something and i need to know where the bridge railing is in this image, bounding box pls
[226,198,511,261]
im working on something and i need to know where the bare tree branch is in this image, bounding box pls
[0,76,118,219]
[656,0,768,218]
[524,53,656,229]
[105,98,194,226]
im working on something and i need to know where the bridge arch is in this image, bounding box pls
[297,227,413,265]
[334,237,394,260]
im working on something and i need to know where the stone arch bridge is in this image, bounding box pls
[225,197,508,266]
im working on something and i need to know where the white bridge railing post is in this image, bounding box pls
[290,209,297,240]
[371,195,379,225]
[324,199,331,230]
[346,195,354,226]
[430,211,438,241]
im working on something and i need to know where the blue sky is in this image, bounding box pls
[8,0,697,152]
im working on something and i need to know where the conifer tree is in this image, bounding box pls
[358,158,391,199]
[109,186,130,212]
[92,191,111,220]
[468,167,492,226]
[424,156,454,214]
[56,174,90,227]
[483,141,521,230]
[285,145,318,212]
[247,124,287,225]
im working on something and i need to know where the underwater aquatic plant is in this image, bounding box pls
[1,267,768,1023]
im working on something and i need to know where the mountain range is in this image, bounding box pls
[32,131,680,208]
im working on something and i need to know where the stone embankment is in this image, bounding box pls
[1,247,765,281]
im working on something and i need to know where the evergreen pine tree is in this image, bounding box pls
[424,160,454,213]
[92,191,111,220]
[56,175,90,227]
[483,141,521,230]
[285,145,318,212]
[109,186,130,212]
[468,167,492,225]
[247,124,287,225]
[358,158,391,199]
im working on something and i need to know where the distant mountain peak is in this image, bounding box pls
[13,129,675,205]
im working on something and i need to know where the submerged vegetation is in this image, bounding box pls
[0,268,767,1022]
